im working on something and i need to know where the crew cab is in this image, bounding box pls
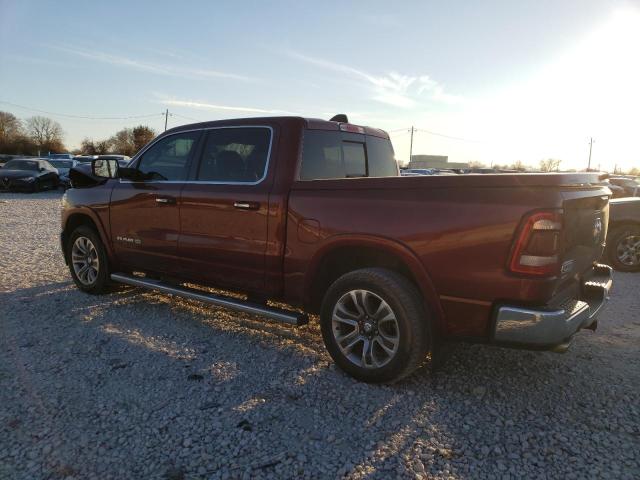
[61,116,613,382]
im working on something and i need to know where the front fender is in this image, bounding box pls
[61,204,115,265]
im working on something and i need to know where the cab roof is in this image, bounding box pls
[165,116,390,139]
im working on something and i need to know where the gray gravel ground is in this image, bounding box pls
[0,191,639,480]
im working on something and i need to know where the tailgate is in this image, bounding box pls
[561,190,610,281]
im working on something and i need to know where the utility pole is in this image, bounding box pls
[587,137,594,170]
[409,126,415,166]
[164,109,169,132]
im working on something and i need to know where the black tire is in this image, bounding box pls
[65,225,112,294]
[320,268,431,383]
[607,225,640,272]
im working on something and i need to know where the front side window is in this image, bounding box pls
[197,127,271,182]
[136,131,200,181]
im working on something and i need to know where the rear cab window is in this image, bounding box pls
[299,130,398,180]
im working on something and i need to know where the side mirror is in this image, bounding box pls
[92,159,119,179]
[39,167,45,172]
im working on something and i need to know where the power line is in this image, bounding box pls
[171,112,203,122]
[386,125,483,143]
[414,128,483,143]
[0,100,163,120]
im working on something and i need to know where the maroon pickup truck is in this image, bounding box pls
[61,116,613,382]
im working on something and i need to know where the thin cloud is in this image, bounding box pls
[286,50,461,107]
[160,98,297,115]
[49,45,253,82]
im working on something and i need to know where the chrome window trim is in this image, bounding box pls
[120,125,274,186]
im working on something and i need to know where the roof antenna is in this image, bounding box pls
[330,114,349,123]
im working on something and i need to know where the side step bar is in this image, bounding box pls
[110,273,309,326]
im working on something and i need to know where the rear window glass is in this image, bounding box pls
[366,135,399,177]
[300,130,398,180]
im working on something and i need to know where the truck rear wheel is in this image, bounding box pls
[320,268,431,383]
[66,225,112,294]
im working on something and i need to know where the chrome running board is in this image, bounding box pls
[110,273,308,326]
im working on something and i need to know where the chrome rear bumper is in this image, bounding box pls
[493,264,613,351]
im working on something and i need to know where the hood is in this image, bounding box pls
[0,169,40,179]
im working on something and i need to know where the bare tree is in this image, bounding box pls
[0,112,23,143]
[95,140,111,155]
[25,116,65,153]
[540,158,562,172]
[510,160,526,171]
[132,125,155,153]
[109,128,136,156]
[80,138,98,155]
[468,160,487,169]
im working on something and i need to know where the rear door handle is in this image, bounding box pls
[233,201,260,210]
[156,196,176,205]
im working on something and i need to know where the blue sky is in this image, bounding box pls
[1,0,638,170]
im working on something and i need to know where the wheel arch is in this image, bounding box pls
[62,209,114,264]
[304,235,444,330]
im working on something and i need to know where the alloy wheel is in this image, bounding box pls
[71,236,100,285]
[331,289,400,369]
[616,234,640,267]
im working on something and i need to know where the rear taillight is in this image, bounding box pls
[509,210,563,276]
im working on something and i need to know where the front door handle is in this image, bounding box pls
[156,196,176,205]
[233,201,260,210]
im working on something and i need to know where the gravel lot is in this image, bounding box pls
[1,191,638,480]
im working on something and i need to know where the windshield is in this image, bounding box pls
[49,160,73,169]
[49,154,72,159]
[3,160,39,171]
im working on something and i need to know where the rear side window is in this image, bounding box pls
[197,127,271,183]
[300,130,398,180]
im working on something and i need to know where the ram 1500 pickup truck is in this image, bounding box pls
[61,116,613,382]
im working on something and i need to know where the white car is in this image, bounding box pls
[48,159,80,189]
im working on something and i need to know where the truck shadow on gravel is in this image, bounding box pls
[2,282,638,478]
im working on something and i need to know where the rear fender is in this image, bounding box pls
[305,234,444,331]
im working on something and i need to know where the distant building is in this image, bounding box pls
[408,155,468,170]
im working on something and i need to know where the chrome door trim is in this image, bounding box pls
[120,125,274,186]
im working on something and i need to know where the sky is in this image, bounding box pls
[1,0,639,171]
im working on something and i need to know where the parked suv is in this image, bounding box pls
[61,116,613,382]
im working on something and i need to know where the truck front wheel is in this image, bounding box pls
[320,268,431,383]
[65,225,112,294]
